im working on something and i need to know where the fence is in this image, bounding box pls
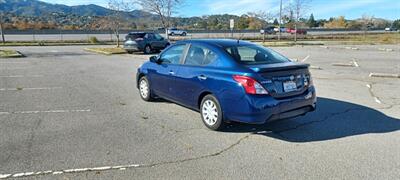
[0,29,389,42]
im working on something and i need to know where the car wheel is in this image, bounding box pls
[144,45,152,54]
[127,51,134,54]
[181,32,187,36]
[139,76,153,101]
[200,95,225,131]
[171,32,175,36]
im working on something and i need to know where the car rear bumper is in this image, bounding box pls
[222,86,316,124]
[124,44,141,51]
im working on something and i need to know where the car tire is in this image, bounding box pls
[138,76,153,101]
[200,95,225,131]
[144,45,152,54]
[127,51,134,54]
[171,32,175,36]
[181,32,187,36]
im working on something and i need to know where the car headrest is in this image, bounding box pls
[191,47,205,60]
[254,53,266,62]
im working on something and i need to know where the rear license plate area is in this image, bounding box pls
[283,81,297,92]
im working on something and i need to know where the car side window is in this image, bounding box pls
[237,46,258,62]
[154,34,163,40]
[147,33,155,39]
[159,45,186,64]
[184,45,218,66]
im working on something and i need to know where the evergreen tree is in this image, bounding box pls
[307,13,317,27]
[273,18,279,26]
[392,19,400,29]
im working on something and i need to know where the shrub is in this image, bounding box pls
[88,36,99,44]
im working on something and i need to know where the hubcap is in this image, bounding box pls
[139,79,149,98]
[145,46,151,53]
[202,100,218,126]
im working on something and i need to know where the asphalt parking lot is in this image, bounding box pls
[1,44,399,179]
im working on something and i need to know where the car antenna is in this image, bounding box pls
[237,33,245,44]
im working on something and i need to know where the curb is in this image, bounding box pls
[84,48,126,55]
[0,50,24,58]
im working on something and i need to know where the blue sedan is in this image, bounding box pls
[136,39,316,130]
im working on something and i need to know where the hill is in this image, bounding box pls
[0,0,111,16]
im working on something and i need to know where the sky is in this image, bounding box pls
[41,0,400,20]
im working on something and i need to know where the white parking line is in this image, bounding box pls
[0,163,140,179]
[351,59,359,67]
[0,68,29,70]
[310,66,322,70]
[0,87,62,91]
[0,62,29,64]
[366,84,382,104]
[301,55,310,62]
[353,61,359,67]
[0,75,44,78]
[0,109,91,116]
[374,97,382,104]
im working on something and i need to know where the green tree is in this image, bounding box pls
[316,19,327,27]
[392,19,400,29]
[273,18,279,25]
[237,15,249,29]
[307,13,317,27]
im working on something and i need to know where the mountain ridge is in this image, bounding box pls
[0,0,152,17]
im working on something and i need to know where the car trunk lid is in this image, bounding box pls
[247,62,311,98]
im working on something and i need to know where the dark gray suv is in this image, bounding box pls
[124,32,170,54]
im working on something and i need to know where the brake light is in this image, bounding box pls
[233,75,268,95]
[305,74,313,87]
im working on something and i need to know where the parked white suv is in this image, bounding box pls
[167,28,187,36]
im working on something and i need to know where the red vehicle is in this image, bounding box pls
[286,28,307,35]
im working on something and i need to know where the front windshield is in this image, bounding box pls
[224,45,290,65]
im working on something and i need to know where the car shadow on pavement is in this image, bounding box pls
[222,97,400,142]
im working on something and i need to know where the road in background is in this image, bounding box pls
[2,30,389,42]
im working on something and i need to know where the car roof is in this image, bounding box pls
[128,32,151,35]
[178,39,254,48]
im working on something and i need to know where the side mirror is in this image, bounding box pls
[149,56,159,63]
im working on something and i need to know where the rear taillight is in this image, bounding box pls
[233,75,268,95]
[305,74,313,87]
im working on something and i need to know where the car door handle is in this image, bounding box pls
[197,75,207,80]
[169,71,175,75]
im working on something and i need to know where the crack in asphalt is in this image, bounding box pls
[26,118,42,168]
[139,134,251,168]
[366,83,395,109]
[0,135,251,179]
[315,76,398,109]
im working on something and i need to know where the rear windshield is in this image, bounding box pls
[224,45,290,64]
[126,33,145,40]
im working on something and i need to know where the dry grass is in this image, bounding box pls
[351,33,400,44]
[0,49,24,58]
[84,47,127,55]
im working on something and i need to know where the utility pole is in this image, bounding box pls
[0,14,5,44]
[278,0,282,41]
